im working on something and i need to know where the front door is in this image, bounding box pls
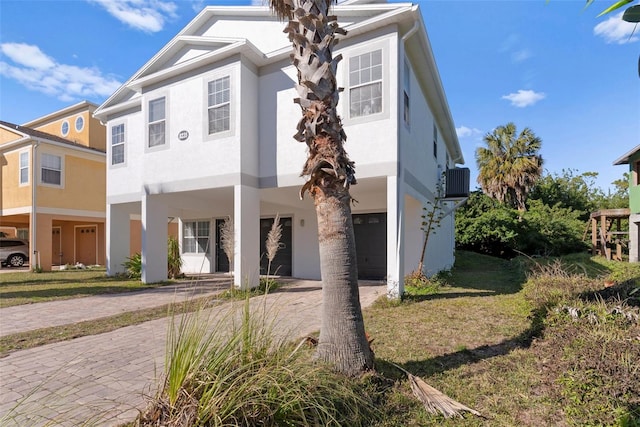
[76,225,97,265]
[52,227,62,266]
[353,213,387,279]
[215,219,230,272]
[259,217,292,276]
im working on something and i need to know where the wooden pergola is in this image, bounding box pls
[590,208,630,261]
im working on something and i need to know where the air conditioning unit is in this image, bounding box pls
[444,167,470,200]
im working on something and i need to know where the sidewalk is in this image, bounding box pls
[0,279,386,426]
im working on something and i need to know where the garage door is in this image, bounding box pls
[352,213,387,280]
[260,217,292,276]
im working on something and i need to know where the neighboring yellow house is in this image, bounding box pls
[0,101,107,270]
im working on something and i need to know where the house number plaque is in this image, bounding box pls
[178,130,189,141]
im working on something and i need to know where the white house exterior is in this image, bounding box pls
[93,0,464,297]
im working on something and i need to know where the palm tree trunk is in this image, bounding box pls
[271,0,374,375]
[314,184,373,375]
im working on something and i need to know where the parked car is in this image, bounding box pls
[0,238,30,267]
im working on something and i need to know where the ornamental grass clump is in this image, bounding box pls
[136,298,378,426]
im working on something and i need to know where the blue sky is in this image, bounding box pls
[1,0,638,192]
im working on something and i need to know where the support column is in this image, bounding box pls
[387,175,405,299]
[591,217,597,256]
[107,203,130,276]
[630,215,639,263]
[35,214,52,271]
[142,194,168,283]
[234,184,260,289]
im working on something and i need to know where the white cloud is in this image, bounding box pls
[88,0,178,33]
[0,42,122,102]
[511,49,532,63]
[594,11,639,44]
[0,43,55,70]
[456,126,482,139]
[501,89,546,108]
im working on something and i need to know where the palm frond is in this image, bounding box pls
[391,363,482,419]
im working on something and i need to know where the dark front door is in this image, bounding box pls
[260,217,292,276]
[215,219,230,273]
[352,213,387,280]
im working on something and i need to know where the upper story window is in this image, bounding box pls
[41,153,62,186]
[403,60,410,127]
[75,116,84,132]
[433,125,438,160]
[349,49,382,118]
[19,151,29,185]
[148,97,166,148]
[183,220,210,254]
[634,160,640,186]
[111,123,125,165]
[208,76,230,134]
[61,121,69,136]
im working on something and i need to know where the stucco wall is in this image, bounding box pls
[1,148,32,210]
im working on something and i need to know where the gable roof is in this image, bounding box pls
[94,1,463,164]
[0,121,105,154]
[613,145,640,165]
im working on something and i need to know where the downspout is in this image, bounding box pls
[31,141,40,271]
[389,21,419,297]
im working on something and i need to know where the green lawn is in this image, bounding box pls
[2,251,638,426]
[365,251,640,426]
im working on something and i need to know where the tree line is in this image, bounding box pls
[456,122,629,258]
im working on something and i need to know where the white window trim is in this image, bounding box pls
[61,120,70,137]
[75,115,85,132]
[19,150,30,186]
[109,121,127,168]
[203,70,235,141]
[343,40,390,125]
[39,152,64,188]
[182,219,211,254]
[145,93,170,152]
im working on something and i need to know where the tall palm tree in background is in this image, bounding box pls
[267,0,374,376]
[476,122,543,211]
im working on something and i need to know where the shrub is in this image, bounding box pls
[456,191,589,258]
[167,236,183,279]
[122,236,184,280]
[123,253,142,279]
[137,299,378,426]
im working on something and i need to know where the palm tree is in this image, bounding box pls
[267,0,374,375]
[476,122,543,211]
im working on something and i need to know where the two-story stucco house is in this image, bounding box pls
[614,145,640,262]
[0,101,107,270]
[93,0,465,297]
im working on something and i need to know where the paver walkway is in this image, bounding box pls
[0,277,231,337]
[0,279,385,426]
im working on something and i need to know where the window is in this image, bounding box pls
[183,220,210,254]
[433,125,438,159]
[19,152,29,184]
[403,60,410,126]
[41,153,62,185]
[349,49,382,118]
[635,160,640,186]
[61,121,69,136]
[148,97,166,148]
[111,124,125,165]
[75,116,84,132]
[208,76,230,134]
